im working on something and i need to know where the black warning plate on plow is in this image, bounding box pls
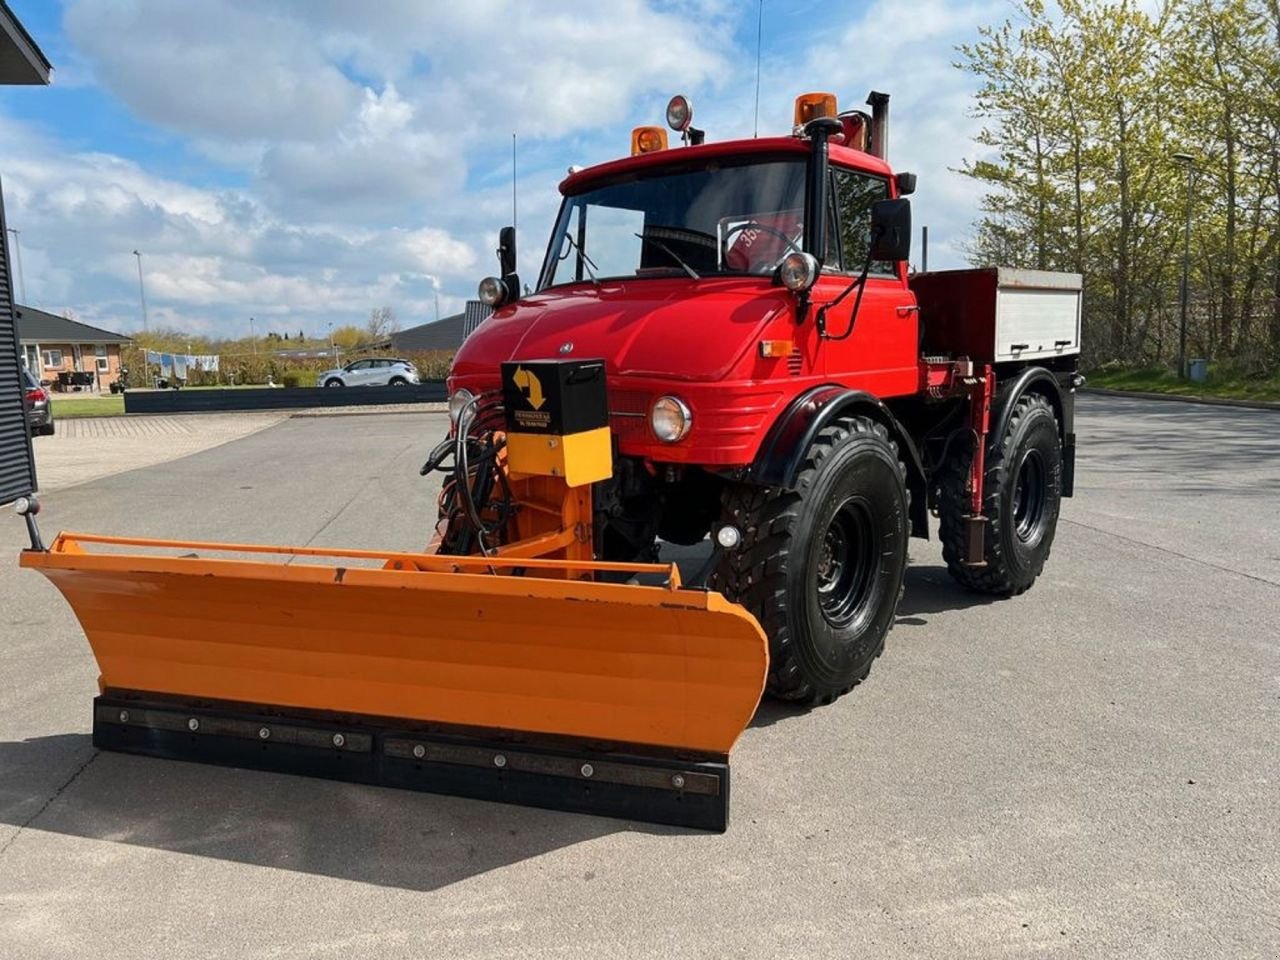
[500,358,608,435]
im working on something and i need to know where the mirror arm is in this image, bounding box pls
[817,249,875,340]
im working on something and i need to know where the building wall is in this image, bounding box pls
[21,341,125,387]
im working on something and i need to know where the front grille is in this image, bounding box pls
[608,389,650,443]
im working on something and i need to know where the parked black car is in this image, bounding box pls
[21,367,55,436]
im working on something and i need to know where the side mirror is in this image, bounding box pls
[894,171,917,196]
[498,226,517,278]
[869,198,911,262]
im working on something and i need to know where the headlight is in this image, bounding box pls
[478,276,509,307]
[778,251,819,292]
[650,395,692,443]
[448,388,475,425]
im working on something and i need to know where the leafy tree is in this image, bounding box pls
[958,0,1280,369]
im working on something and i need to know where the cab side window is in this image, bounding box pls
[830,168,896,276]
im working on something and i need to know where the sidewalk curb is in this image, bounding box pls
[1081,387,1280,411]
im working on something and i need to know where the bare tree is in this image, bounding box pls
[367,306,399,341]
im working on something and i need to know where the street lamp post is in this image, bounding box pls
[1171,152,1195,378]
[249,316,256,353]
[131,250,149,333]
[328,321,334,360]
[7,228,26,303]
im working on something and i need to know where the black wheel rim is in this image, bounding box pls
[1012,449,1047,543]
[813,498,878,630]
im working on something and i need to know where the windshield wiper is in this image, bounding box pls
[562,232,599,284]
[634,232,700,280]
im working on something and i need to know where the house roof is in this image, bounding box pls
[15,304,132,344]
[389,313,468,352]
[386,302,495,353]
[0,1,51,85]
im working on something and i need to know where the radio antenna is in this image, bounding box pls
[753,0,764,137]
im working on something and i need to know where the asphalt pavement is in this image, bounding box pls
[0,395,1276,959]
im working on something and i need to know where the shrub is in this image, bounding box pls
[403,349,454,379]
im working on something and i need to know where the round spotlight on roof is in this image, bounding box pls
[666,94,694,133]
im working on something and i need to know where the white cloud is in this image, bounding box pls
[0,116,476,335]
[63,2,360,141]
[258,85,462,222]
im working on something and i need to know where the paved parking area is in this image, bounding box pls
[33,413,288,491]
[0,396,1277,959]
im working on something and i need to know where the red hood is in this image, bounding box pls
[451,278,791,385]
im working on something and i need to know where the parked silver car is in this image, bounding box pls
[320,357,420,388]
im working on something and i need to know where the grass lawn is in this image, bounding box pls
[1086,365,1280,404]
[49,394,125,418]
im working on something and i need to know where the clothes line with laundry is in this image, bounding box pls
[145,351,220,376]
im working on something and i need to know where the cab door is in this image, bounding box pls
[816,167,918,399]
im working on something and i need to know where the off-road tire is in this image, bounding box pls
[939,392,1062,595]
[712,416,910,704]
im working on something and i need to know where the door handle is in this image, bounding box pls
[896,305,920,317]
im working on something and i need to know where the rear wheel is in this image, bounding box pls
[713,416,909,703]
[938,392,1062,595]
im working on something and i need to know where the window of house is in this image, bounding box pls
[830,168,897,276]
[42,349,63,369]
[95,344,109,372]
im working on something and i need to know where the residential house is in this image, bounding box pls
[15,305,132,389]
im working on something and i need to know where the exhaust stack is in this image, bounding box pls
[867,91,890,160]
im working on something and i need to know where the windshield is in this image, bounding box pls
[540,157,807,287]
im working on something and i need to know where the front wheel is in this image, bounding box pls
[713,416,909,704]
[389,377,408,386]
[939,392,1062,595]
[324,378,344,388]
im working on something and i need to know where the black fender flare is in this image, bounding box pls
[992,366,1076,497]
[749,385,930,538]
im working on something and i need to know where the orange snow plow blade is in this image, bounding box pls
[22,532,768,830]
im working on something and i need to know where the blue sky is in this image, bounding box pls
[0,0,1002,338]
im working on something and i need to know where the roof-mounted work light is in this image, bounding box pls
[666,95,693,133]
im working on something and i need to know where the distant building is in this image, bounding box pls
[387,301,493,353]
[15,305,132,388]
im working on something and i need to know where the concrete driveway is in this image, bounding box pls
[32,412,287,491]
[0,396,1276,959]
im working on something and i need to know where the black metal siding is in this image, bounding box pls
[0,178,37,505]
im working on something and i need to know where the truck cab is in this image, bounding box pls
[449,93,920,469]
